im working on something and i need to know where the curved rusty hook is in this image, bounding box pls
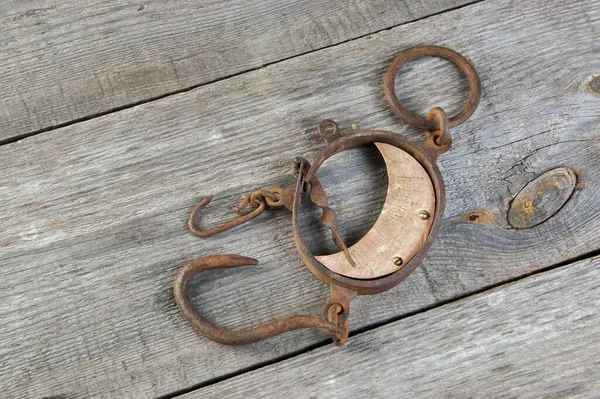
[173,254,344,345]
[188,195,267,238]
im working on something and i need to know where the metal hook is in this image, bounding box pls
[173,254,345,345]
[188,188,296,238]
[179,164,355,345]
[188,194,268,238]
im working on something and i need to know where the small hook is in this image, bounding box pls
[173,254,345,345]
[188,195,267,238]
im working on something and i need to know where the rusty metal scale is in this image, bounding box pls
[173,46,481,346]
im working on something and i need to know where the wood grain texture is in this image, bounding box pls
[189,256,600,399]
[0,0,472,142]
[1,0,599,397]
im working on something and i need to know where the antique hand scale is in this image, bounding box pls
[173,46,481,346]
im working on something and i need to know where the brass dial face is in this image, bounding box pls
[315,142,436,279]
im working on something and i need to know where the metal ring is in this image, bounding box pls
[383,46,481,130]
[291,130,446,295]
[319,119,340,144]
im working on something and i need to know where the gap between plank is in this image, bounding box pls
[0,0,485,147]
[157,246,600,399]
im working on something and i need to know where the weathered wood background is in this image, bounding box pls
[1,0,599,398]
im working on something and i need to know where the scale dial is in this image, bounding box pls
[316,142,436,279]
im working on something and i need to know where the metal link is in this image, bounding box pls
[426,107,451,147]
[234,190,279,215]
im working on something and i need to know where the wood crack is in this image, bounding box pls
[168,247,600,398]
[0,0,486,146]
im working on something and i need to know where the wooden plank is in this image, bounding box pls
[1,0,599,397]
[0,0,472,143]
[188,256,600,398]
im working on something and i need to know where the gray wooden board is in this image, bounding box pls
[188,256,600,399]
[1,0,600,397]
[0,0,472,143]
